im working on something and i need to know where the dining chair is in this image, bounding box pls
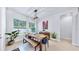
[42,38,48,51]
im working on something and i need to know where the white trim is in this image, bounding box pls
[72,43,79,46]
[50,38,60,42]
[0,7,6,51]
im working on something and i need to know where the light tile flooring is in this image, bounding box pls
[5,39,79,51]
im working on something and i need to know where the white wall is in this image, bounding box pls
[0,8,2,50]
[38,8,77,41]
[60,15,72,39]
[73,12,79,46]
[6,8,38,37]
[0,8,1,33]
[6,8,27,33]
[38,14,60,40]
[0,8,6,50]
[6,8,36,33]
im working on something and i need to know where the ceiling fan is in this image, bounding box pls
[32,9,38,20]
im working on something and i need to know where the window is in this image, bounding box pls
[14,19,26,29]
[29,22,35,32]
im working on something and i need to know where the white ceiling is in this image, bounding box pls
[7,7,76,19]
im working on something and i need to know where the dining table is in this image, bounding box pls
[23,34,48,51]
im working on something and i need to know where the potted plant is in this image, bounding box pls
[52,32,57,39]
[5,30,19,46]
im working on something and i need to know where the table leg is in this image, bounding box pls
[35,47,36,51]
[47,40,49,47]
[23,39,25,43]
[39,44,42,51]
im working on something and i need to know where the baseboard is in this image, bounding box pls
[50,38,60,42]
[72,43,79,46]
[57,39,60,42]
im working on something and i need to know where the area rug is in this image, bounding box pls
[12,48,20,51]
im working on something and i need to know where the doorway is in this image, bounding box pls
[60,14,72,43]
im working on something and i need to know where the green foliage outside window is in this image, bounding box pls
[14,19,26,29]
[29,22,35,32]
[14,19,36,32]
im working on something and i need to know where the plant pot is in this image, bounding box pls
[52,37,56,39]
[52,32,57,39]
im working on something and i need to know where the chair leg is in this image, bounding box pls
[35,47,36,51]
[47,40,49,47]
[39,44,42,51]
[45,44,47,51]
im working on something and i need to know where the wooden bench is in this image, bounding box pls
[23,38,40,51]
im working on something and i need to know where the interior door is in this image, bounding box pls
[60,15,72,40]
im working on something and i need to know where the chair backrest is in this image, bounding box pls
[42,38,48,44]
